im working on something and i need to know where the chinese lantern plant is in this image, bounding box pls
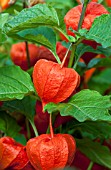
[26,114,76,170]
[1,0,111,170]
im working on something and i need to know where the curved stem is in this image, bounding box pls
[50,114,54,138]
[25,118,31,140]
[87,161,93,170]
[68,44,76,68]
[29,119,38,137]
[61,43,72,68]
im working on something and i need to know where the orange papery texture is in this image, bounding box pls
[26,134,76,170]
[0,0,10,10]
[33,59,80,107]
[64,2,109,36]
[106,0,111,6]
[10,42,39,71]
[0,137,29,170]
[10,42,70,70]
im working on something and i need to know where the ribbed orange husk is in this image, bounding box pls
[10,42,39,71]
[0,137,28,170]
[0,0,10,10]
[106,0,111,7]
[26,134,76,170]
[64,2,109,36]
[33,59,80,107]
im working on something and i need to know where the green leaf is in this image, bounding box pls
[0,111,20,137]
[2,96,36,120]
[16,26,60,63]
[85,14,111,48]
[0,66,34,100]
[44,90,111,122]
[74,121,111,140]
[0,29,7,43]
[87,58,111,69]
[0,13,9,43]
[76,43,111,58]
[3,3,69,44]
[77,139,111,169]
[14,134,27,146]
[0,13,9,28]
[91,68,111,85]
[4,4,59,35]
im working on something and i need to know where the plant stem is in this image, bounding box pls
[68,44,76,68]
[25,41,31,69]
[29,119,38,137]
[50,114,54,138]
[61,43,72,68]
[77,0,89,31]
[87,161,94,170]
[25,118,31,139]
[68,0,89,68]
[23,1,31,69]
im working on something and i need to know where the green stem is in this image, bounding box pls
[29,119,38,137]
[25,118,31,140]
[68,0,89,68]
[87,161,94,170]
[68,44,76,68]
[77,0,89,31]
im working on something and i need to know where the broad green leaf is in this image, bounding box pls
[76,43,111,58]
[17,27,56,49]
[2,96,36,120]
[0,66,34,100]
[91,68,111,85]
[3,3,69,43]
[4,4,59,35]
[0,13,9,43]
[72,121,111,139]
[0,111,20,137]
[16,26,60,63]
[0,29,7,43]
[77,139,111,169]
[44,90,111,122]
[85,14,111,48]
[14,134,27,146]
[46,0,74,9]
[87,58,111,69]
[0,13,9,28]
